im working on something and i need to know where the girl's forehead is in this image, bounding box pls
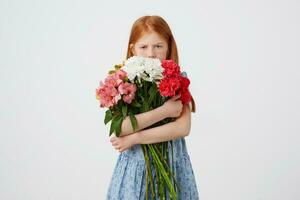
[136,31,167,44]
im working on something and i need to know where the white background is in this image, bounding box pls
[1,0,299,199]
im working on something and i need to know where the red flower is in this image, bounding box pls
[159,60,192,105]
[180,76,190,89]
[159,77,181,97]
[161,60,181,77]
[180,89,192,104]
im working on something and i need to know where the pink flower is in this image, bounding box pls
[96,68,135,107]
[123,94,135,104]
[96,81,121,108]
[115,69,127,80]
[104,74,122,87]
[102,69,126,88]
[118,82,137,104]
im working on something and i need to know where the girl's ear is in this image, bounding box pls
[129,44,135,54]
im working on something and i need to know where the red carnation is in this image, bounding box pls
[159,77,181,97]
[180,76,190,89]
[180,89,192,104]
[161,60,181,77]
[159,59,193,105]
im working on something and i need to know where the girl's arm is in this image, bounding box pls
[110,103,191,152]
[136,103,191,143]
[119,105,166,137]
[119,94,182,136]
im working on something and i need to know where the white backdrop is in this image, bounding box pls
[1,0,299,199]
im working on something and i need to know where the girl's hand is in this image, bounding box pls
[109,133,137,153]
[162,94,183,118]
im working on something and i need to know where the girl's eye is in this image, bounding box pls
[155,45,162,48]
[140,46,147,49]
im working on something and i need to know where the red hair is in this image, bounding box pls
[126,15,196,113]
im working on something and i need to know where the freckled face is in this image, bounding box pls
[131,31,168,61]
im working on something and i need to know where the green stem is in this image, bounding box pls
[148,145,177,199]
[152,144,179,191]
[142,145,156,199]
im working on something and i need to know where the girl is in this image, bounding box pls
[107,15,199,199]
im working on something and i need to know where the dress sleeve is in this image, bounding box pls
[181,71,188,77]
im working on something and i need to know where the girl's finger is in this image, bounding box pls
[171,94,181,100]
[113,142,118,145]
[110,140,116,144]
[112,142,117,146]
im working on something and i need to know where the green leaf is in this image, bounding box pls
[148,84,157,105]
[131,101,142,108]
[114,64,122,70]
[108,70,115,74]
[109,117,116,136]
[122,106,127,118]
[143,102,149,112]
[148,84,157,95]
[148,93,154,104]
[129,113,137,131]
[104,110,113,124]
[114,115,123,137]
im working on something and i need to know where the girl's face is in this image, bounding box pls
[131,31,168,61]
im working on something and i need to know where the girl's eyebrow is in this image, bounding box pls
[138,42,164,46]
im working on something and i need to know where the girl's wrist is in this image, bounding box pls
[156,105,168,119]
[131,132,141,145]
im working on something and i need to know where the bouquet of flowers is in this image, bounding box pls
[95,56,192,199]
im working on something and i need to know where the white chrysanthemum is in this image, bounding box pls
[122,56,163,82]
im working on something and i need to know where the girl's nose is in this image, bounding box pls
[147,47,156,58]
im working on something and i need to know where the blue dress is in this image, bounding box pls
[106,137,200,199]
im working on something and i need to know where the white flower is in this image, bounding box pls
[122,56,163,82]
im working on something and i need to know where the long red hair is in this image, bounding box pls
[126,15,196,113]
